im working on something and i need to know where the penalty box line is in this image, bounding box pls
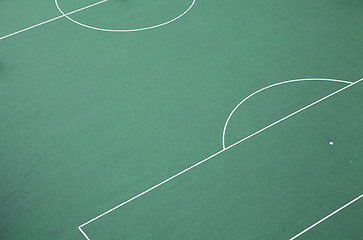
[0,0,108,41]
[78,77,363,239]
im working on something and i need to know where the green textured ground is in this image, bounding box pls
[0,0,362,239]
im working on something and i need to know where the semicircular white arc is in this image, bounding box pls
[222,78,353,150]
[55,0,196,32]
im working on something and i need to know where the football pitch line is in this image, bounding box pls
[289,193,363,240]
[54,0,196,32]
[221,78,353,150]
[0,0,108,41]
[78,77,363,239]
[1,0,196,39]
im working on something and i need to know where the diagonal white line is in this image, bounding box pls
[78,226,91,240]
[0,0,108,41]
[289,194,363,240]
[78,77,362,238]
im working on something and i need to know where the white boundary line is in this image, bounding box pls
[0,0,108,41]
[78,226,90,240]
[55,0,196,32]
[221,78,353,149]
[289,194,363,240]
[78,77,362,239]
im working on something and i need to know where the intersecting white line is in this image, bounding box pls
[78,77,362,239]
[221,78,353,149]
[289,194,363,240]
[0,0,108,41]
[55,0,196,32]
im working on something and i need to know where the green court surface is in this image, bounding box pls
[0,0,362,239]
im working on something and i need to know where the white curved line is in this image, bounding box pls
[222,78,353,150]
[55,0,196,32]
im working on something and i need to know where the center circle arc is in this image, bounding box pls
[54,0,196,32]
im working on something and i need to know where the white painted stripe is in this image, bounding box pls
[0,0,108,40]
[289,194,363,240]
[78,226,91,240]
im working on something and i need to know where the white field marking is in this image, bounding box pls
[55,0,196,32]
[0,0,108,41]
[289,194,363,240]
[77,78,362,239]
[222,78,353,150]
[78,226,90,240]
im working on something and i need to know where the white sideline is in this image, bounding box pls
[78,77,362,239]
[289,194,363,240]
[0,0,108,40]
[78,226,90,240]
